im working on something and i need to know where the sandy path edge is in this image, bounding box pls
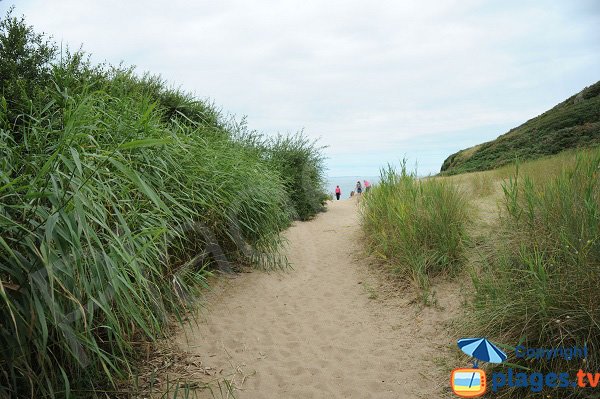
[168,199,462,398]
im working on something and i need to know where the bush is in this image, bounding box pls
[469,148,600,398]
[360,161,470,298]
[267,133,328,220]
[0,7,57,128]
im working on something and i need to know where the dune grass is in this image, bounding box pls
[464,148,600,398]
[363,147,599,398]
[360,162,470,300]
[0,11,326,398]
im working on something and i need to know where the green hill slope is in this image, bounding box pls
[440,80,600,174]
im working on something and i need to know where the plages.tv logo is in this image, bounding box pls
[450,337,508,397]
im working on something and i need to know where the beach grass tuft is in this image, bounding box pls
[466,148,600,398]
[360,160,470,300]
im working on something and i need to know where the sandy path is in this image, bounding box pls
[172,199,460,398]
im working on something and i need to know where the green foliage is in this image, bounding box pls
[106,70,223,128]
[0,7,57,127]
[469,149,600,398]
[360,161,470,299]
[441,81,600,174]
[0,13,326,399]
[267,133,328,220]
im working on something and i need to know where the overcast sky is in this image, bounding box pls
[4,0,599,176]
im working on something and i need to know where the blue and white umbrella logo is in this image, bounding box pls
[458,337,507,367]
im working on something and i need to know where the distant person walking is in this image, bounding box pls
[335,185,341,200]
[356,181,363,195]
[364,180,371,192]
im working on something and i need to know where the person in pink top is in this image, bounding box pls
[363,180,371,192]
[335,185,341,200]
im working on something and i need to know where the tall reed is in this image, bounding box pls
[0,13,326,397]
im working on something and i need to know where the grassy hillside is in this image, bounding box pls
[0,10,326,398]
[441,80,600,174]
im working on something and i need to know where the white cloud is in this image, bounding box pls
[5,0,600,175]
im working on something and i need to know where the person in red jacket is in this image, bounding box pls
[335,185,341,200]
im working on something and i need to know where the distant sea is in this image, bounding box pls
[326,175,380,199]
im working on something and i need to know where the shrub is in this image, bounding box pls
[267,133,328,220]
[0,7,57,128]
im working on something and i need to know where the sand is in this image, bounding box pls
[170,198,461,398]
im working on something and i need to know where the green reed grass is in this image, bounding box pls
[0,13,326,397]
[360,161,470,299]
[0,83,288,398]
[469,148,600,398]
